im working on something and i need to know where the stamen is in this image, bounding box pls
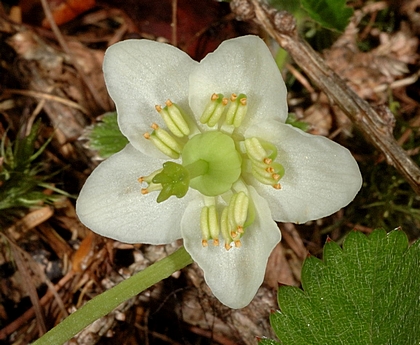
[245,137,285,188]
[155,101,190,137]
[200,93,227,127]
[234,240,242,248]
[148,124,182,159]
[200,207,211,242]
[252,167,281,186]
[225,93,247,128]
[272,173,281,180]
[245,137,267,162]
[138,169,163,184]
[140,182,162,195]
[273,183,281,189]
[200,205,220,247]
[220,207,232,250]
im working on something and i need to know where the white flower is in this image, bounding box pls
[76,36,362,309]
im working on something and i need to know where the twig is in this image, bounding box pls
[8,238,47,337]
[230,0,420,195]
[5,88,89,114]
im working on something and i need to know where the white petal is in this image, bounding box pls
[76,144,196,244]
[103,39,198,156]
[245,122,362,223]
[181,186,281,309]
[189,35,288,131]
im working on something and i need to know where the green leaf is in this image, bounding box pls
[301,0,354,32]
[86,112,129,158]
[0,121,68,214]
[269,229,420,344]
[285,113,310,132]
[258,338,281,345]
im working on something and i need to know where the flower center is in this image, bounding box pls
[139,93,284,250]
[182,131,242,196]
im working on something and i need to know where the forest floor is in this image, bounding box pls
[0,0,419,344]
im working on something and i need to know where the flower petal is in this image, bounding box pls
[245,122,362,223]
[103,39,198,157]
[76,144,196,244]
[188,35,288,130]
[181,186,281,309]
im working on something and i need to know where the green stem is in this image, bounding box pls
[32,246,193,345]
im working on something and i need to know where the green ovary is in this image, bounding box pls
[182,131,242,196]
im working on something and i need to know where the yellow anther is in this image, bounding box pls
[266,167,274,173]
[272,173,281,180]
[234,240,242,248]
[213,239,219,246]
[151,123,159,130]
[141,188,148,195]
[155,100,189,137]
[143,132,151,139]
[225,93,247,127]
[201,93,227,126]
[231,230,237,238]
[202,239,208,247]
[225,243,232,251]
[149,131,181,159]
[264,158,272,165]
[252,167,279,186]
[138,177,144,183]
[273,183,281,189]
[237,225,244,234]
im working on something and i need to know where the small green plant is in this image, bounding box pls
[0,121,67,219]
[83,112,128,159]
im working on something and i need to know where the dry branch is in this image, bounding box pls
[231,0,420,195]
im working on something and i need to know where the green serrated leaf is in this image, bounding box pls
[87,112,129,159]
[301,0,354,32]
[269,229,420,345]
[258,337,281,345]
